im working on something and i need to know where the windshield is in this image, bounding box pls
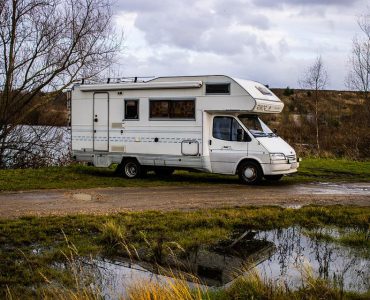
[238,114,275,137]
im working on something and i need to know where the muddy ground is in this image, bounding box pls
[0,182,369,218]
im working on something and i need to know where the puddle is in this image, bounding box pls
[284,204,303,209]
[85,226,369,298]
[296,182,370,195]
[72,193,92,201]
[93,259,206,299]
[256,227,369,292]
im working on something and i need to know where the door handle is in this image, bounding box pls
[223,145,231,149]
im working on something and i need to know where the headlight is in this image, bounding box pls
[270,153,286,161]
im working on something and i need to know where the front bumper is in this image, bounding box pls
[262,157,300,175]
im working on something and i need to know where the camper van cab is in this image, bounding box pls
[71,75,299,184]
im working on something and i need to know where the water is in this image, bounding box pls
[89,226,369,298]
[93,259,206,299]
[298,182,369,195]
[1,125,70,167]
[256,227,369,292]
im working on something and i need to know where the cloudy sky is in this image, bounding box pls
[113,0,368,90]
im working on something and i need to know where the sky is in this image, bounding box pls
[112,0,369,90]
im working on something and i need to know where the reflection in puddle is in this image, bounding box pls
[180,236,275,286]
[256,227,369,292]
[94,260,180,299]
[91,227,369,298]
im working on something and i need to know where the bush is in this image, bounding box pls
[283,86,295,96]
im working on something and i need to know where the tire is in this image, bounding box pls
[115,163,124,175]
[122,159,142,179]
[238,161,263,185]
[154,167,174,177]
[264,175,283,181]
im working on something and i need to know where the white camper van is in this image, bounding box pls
[71,75,299,184]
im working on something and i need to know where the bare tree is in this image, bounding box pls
[0,0,121,168]
[299,56,328,153]
[346,10,370,113]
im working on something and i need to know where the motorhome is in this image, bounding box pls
[70,75,299,184]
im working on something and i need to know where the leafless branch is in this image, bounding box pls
[346,8,370,108]
[299,56,328,153]
[0,0,122,168]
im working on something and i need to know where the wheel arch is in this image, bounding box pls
[234,157,264,176]
[120,156,140,164]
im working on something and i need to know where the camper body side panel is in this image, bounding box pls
[72,86,205,169]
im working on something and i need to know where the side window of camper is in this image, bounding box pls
[124,99,139,120]
[213,117,248,142]
[205,83,230,94]
[150,100,195,119]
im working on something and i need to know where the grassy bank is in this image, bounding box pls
[129,272,370,300]
[1,206,369,298]
[0,158,369,191]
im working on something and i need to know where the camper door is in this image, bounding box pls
[209,116,249,174]
[93,92,109,151]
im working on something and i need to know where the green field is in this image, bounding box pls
[0,158,369,191]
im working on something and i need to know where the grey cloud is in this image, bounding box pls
[136,10,271,57]
[114,0,357,89]
[114,0,173,12]
[278,38,290,56]
[213,0,271,29]
[125,0,273,56]
[198,29,259,55]
[134,8,213,49]
[253,0,359,7]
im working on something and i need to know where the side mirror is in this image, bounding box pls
[273,128,278,134]
[237,129,251,142]
[244,133,251,142]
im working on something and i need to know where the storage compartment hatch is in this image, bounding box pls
[181,140,199,156]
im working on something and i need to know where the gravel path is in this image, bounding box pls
[0,182,369,218]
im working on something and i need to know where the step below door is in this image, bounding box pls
[93,92,109,151]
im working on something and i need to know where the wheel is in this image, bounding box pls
[122,159,142,178]
[154,167,174,177]
[114,163,124,175]
[238,161,263,185]
[264,175,283,181]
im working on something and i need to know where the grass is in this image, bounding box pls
[1,206,369,298]
[207,270,370,300]
[0,158,369,191]
[126,271,207,300]
[290,158,370,182]
[304,227,370,258]
[126,269,366,300]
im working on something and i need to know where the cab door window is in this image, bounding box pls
[213,116,250,141]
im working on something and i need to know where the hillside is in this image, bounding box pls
[269,88,369,159]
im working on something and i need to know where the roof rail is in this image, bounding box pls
[79,76,155,85]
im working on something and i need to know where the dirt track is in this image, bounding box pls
[0,182,369,218]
